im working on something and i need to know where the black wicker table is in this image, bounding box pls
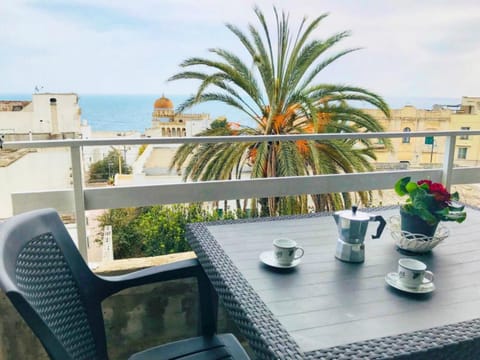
[186,207,480,359]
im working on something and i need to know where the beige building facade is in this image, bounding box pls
[450,97,480,167]
[365,96,480,168]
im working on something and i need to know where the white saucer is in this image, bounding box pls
[259,251,301,269]
[385,272,435,294]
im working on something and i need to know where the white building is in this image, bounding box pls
[81,129,142,174]
[0,93,84,140]
[0,93,89,218]
[0,93,218,218]
[0,148,73,218]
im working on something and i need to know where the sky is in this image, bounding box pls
[1,0,479,99]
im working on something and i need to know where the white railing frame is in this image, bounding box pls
[4,130,480,261]
[70,145,88,258]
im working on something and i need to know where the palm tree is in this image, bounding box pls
[169,6,390,216]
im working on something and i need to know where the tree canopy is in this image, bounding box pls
[88,150,131,183]
[169,7,390,215]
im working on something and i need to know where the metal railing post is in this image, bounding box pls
[70,145,88,261]
[442,135,456,191]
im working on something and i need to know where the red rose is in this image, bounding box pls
[430,182,450,203]
[430,182,447,194]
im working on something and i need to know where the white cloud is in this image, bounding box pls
[0,0,479,97]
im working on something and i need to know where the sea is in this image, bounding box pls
[0,93,460,133]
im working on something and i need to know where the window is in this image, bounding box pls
[458,147,468,159]
[460,127,470,140]
[402,127,411,143]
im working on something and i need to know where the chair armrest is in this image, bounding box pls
[97,258,202,298]
[97,258,218,335]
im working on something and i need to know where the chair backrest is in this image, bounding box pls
[0,209,108,360]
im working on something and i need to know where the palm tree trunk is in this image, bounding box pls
[267,144,277,216]
[312,194,327,212]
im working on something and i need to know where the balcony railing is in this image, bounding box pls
[3,130,480,261]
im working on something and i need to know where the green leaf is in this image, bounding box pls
[418,182,430,191]
[448,203,465,212]
[394,177,410,196]
[405,182,418,193]
[450,191,460,201]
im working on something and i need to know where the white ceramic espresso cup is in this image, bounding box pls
[273,238,304,265]
[397,258,434,288]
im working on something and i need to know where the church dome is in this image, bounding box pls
[154,96,174,109]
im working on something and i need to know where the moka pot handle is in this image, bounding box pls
[370,215,386,239]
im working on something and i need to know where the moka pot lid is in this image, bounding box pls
[335,205,371,221]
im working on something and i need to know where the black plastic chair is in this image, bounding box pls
[0,208,250,360]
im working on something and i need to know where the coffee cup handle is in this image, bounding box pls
[424,270,434,284]
[294,246,304,260]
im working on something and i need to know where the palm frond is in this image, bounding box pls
[299,47,359,89]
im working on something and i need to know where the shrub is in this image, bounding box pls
[97,204,243,259]
[88,150,131,182]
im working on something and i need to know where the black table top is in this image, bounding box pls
[187,207,480,359]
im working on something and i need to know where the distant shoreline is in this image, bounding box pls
[0,93,461,133]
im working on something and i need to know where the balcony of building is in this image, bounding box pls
[1,129,479,359]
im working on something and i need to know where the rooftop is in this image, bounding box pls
[0,101,31,111]
[0,149,34,167]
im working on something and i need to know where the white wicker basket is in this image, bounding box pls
[389,215,449,253]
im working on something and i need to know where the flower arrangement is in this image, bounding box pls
[394,177,466,225]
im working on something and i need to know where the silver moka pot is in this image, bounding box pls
[333,206,386,263]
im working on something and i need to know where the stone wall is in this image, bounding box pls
[0,254,250,359]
